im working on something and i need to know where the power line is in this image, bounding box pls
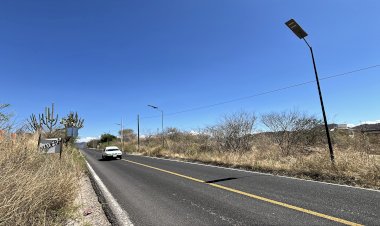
[141,64,380,119]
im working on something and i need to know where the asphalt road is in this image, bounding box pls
[81,148,380,226]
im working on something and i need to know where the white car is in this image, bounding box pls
[102,146,123,160]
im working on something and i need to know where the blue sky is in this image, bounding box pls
[0,1,379,141]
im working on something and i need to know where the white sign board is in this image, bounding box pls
[39,138,62,154]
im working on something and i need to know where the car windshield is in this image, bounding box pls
[106,149,119,152]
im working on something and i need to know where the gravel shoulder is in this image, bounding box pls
[66,174,111,226]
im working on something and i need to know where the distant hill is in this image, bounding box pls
[353,123,380,132]
[75,142,86,149]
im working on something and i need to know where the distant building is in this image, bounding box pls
[337,124,348,129]
[328,124,355,137]
[329,124,351,131]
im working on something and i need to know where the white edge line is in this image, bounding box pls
[128,153,380,193]
[86,161,134,226]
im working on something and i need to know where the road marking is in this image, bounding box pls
[130,154,380,193]
[123,159,204,183]
[86,161,134,226]
[122,159,363,226]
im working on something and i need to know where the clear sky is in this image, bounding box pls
[1,0,379,141]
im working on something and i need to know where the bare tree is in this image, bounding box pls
[141,130,159,147]
[261,110,323,155]
[206,111,257,153]
[0,104,12,131]
[165,127,182,142]
[27,114,42,132]
[119,129,136,142]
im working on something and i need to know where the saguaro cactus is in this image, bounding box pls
[41,103,59,133]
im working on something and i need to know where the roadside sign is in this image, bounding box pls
[39,138,62,154]
[66,127,78,138]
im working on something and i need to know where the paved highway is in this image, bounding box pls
[81,148,379,226]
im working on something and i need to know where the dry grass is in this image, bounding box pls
[0,134,85,226]
[134,133,380,190]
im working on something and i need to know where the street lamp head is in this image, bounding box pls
[285,19,308,39]
[147,104,158,109]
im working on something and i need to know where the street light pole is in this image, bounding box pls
[303,38,334,162]
[285,19,335,163]
[161,110,164,147]
[148,105,164,148]
[137,114,140,151]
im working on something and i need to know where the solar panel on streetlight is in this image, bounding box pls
[285,19,308,39]
[148,104,158,109]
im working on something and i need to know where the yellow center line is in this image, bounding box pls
[122,159,363,226]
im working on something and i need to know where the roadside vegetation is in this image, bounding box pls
[89,109,380,189]
[0,103,86,225]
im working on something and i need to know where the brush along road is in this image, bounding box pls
[81,148,379,226]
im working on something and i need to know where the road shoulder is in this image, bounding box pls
[66,173,111,226]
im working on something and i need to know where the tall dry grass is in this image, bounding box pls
[0,134,85,226]
[134,132,380,189]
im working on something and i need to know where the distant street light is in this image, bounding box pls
[285,19,335,163]
[147,105,164,148]
[115,118,124,152]
[137,114,140,151]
